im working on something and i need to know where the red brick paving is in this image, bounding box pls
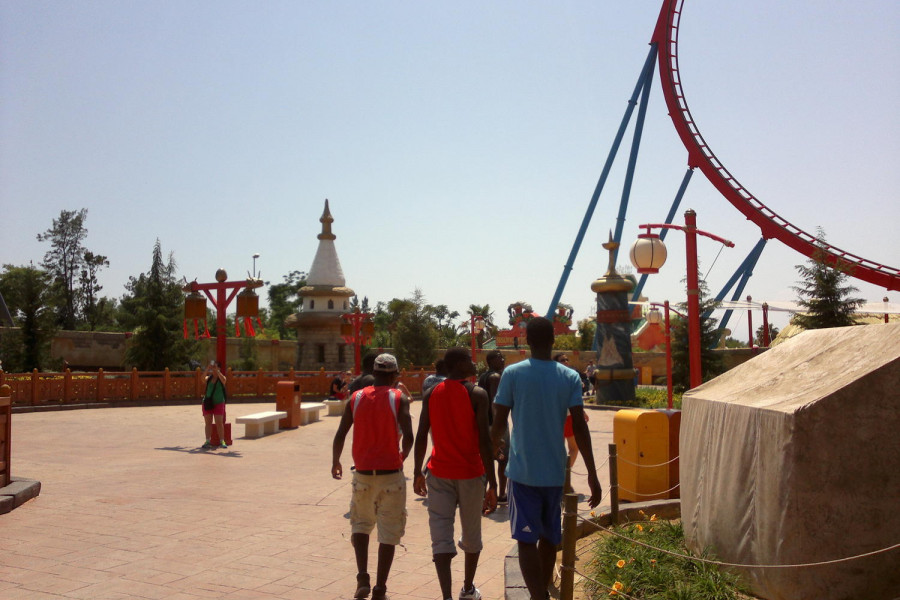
[1,402,614,599]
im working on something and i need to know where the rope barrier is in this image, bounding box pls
[571,564,641,600]
[616,482,681,497]
[569,453,610,476]
[614,454,680,468]
[574,514,900,570]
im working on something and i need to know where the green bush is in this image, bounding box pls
[635,387,682,410]
[584,519,749,599]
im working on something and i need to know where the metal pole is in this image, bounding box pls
[546,44,659,317]
[354,313,362,376]
[631,168,694,304]
[470,314,476,359]
[683,210,702,389]
[216,284,227,367]
[560,492,579,600]
[664,301,673,409]
[608,443,619,526]
[762,303,771,347]
[747,295,754,348]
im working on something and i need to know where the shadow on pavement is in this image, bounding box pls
[154,446,244,458]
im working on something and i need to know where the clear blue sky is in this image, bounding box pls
[3,0,898,336]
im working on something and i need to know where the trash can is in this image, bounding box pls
[613,409,669,502]
[276,381,302,429]
[656,409,681,499]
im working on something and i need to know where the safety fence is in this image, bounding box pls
[0,384,10,487]
[0,367,430,408]
[557,444,900,599]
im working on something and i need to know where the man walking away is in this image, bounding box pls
[332,354,414,600]
[491,318,602,600]
[478,350,509,502]
[347,352,377,394]
[422,358,448,394]
[413,347,498,600]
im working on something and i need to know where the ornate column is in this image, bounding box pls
[591,234,636,404]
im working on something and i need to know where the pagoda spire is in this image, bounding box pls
[318,199,336,241]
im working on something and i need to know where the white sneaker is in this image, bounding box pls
[459,585,482,600]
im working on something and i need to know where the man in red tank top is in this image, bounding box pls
[413,347,497,600]
[332,354,414,600]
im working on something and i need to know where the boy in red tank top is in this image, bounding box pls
[332,354,414,600]
[413,347,497,600]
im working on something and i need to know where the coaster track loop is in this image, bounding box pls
[652,0,899,291]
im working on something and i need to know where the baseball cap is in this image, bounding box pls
[373,353,399,373]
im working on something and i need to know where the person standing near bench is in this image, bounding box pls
[332,353,414,600]
[201,361,228,450]
[413,347,498,600]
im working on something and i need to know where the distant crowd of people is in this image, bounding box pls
[330,317,602,600]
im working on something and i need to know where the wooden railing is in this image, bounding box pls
[0,368,430,408]
[0,384,10,487]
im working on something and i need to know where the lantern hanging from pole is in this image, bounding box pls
[629,231,668,274]
[236,288,262,337]
[361,319,375,342]
[183,291,211,340]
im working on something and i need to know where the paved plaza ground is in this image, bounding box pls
[1,400,615,600]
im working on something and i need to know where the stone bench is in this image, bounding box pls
[235,411,287,439]
[300,403,326,425]
[323,398,348,417]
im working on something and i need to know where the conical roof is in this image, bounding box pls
[303,200,354,297]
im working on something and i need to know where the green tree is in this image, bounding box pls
[349,295,371,313]
[577,318,596,351]
[670,281,724,393]
[724,336,747,348]
[393,289,438,367]
[79,251,110,331]
[237,335,258,370]
[37,208,90,329]
[754,323,779,347]
[0,265,57,371]
[791,232,864,329]
[371,298,415,349]
[120,240,197,370]
[267,270,306,339]
[462,304,498,349]
[427,303,461,347]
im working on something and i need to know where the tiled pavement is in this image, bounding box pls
[1,401,615,600]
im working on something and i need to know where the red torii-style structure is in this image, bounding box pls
[184,269,263,367]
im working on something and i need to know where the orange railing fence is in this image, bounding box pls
[0,368,429,408]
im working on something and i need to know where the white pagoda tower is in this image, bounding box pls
[288,200,355,369]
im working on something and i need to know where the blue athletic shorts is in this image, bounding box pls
[508,480,563,544]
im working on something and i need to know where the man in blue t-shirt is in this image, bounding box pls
[491,317,602,600]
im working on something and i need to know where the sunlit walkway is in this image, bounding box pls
[1,401,614,599]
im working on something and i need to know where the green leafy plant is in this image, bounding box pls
[584,519,749,599]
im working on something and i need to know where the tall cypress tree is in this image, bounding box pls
[37,209,89,330]
[670,280,724,392]
[120,240,197,370]
[792,231,864,329]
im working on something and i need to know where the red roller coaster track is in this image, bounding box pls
[652,0,899,292]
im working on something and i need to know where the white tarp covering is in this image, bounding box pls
[680,323,900,600]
